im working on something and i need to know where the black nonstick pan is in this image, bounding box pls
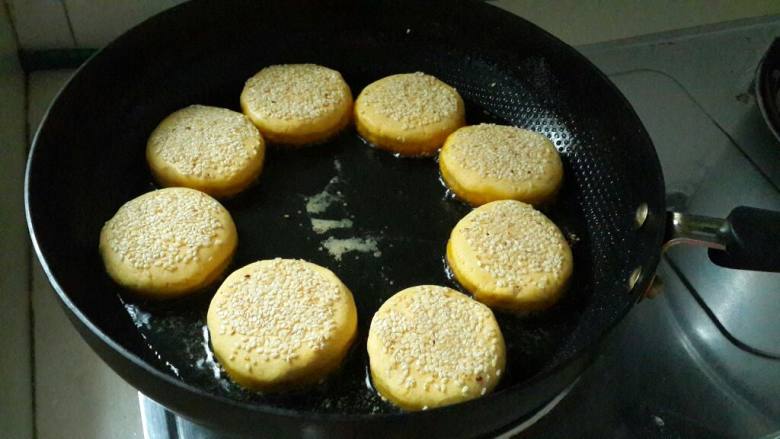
[25,1,780,437]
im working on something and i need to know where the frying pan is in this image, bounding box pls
[25,0,780,437]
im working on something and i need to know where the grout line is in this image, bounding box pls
[24,73,32,149]
[2,0,23,51]
[27,242,37,439]
[60,0,79,48]
[24,75,31,150]
[24,72,38,439]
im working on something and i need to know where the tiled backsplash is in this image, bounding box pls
[6,0,780,50]
[6,0,74,49]
[7,0,183,50]
[62,0,184,48]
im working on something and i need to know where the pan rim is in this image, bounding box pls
[23,0,666,425]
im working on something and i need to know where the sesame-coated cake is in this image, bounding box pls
[207,259,357,391]
[146,105,265,197]
[447,200,573,313]
[99,187,237,298]
[439,124,563,206]
[240,64,353,146]
[367,285,505,410]
[354,72,465,156]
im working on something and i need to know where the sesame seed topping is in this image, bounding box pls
[446,124,559,182]
[359,72,460,129]
[213,259,344,363]
[148,105,262,179]
[242,64,349,121]
[103,188,228,271]
[371,286,502,393]
[458,200,567,288]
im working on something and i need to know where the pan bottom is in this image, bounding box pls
[114,121,589,414]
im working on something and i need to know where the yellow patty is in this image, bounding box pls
[207,259,358,391]
[146,105,265,198]
[99,187,237,299]
[354,72,465,156]
[367,285,505,411]
[439,124,563,206]
[240,64,353,145]
[447,200,573,313]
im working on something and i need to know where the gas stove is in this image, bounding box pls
[139,17,780,438]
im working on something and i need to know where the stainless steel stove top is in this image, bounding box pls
[141,17,780,438]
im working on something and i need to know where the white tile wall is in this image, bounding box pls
[0,2,31,439]
[7,0,74,49]
[27,70,143,439]
[32,262,143,439]
[8,0,780,50]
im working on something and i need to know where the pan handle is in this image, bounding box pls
[664,206,780,272]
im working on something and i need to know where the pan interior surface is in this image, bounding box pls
[27,0,664,417]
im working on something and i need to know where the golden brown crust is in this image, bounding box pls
[354,73,465,156]
[439,124,563,206]
[146,105,265,198]
[367,285,505,410]
[99,188,237,299]
[207,259,358,391]
[446,200,573,313]
[240,64,353,146]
